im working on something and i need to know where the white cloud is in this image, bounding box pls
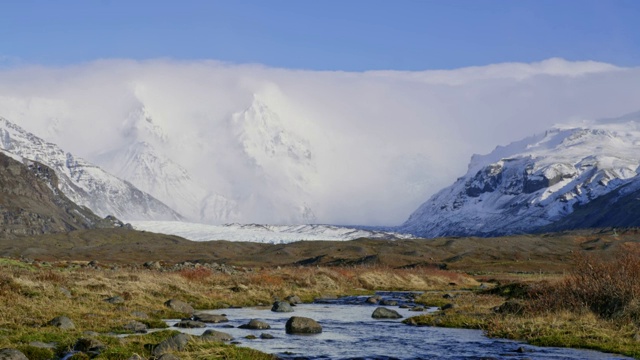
[0,59,638,225]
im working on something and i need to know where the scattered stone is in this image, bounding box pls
[82,331,100,337]
[164,299,194,315]
[28,342,56,349]
[59,287,72,298]
[87,260,99,268]
[285,295,302,305]
[479,283,489,290]
[131,311,149,319]
[157,354,180,360]
[152,334,190,357]
[123,320,148,333]
[260,333,274,339]
[372,307,403,319]
[74,338,105,353]
[0,348,28,360]
[441,303,458,311]
[399,304,411,309]
[443,293,455,299]
[365,295,381,304]
[239,319,271,330]
[410,306,425,312]
[516,346,527,353]
[174,320,206,328]
[244,335,257,340]
[285,316,322,334]
[193,313,228,323]
[143,261,162,270]
[201,329,233,342]
[380,300,398,306]
[271,301,294,312]
[48,316,75,329]
[105,296,125,304]
[222,324,235,328]
[493,300,526,315]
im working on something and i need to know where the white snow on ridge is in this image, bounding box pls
[129,221,414,244]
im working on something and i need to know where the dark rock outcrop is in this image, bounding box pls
[271,301,294,312]
[285,316,322,334]
[239,319,270,330]
[372,307,403,319]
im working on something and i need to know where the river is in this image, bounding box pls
[167,292,631,359]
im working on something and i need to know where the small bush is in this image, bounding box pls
[531,249,640,320]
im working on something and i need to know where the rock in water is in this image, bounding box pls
[239,319,271,330]
[193,313,228,323]
[173,320,206,328]
[285,316,322,334]
[201,329,233,342]
[372,307,403,319]
[271,301,294,312]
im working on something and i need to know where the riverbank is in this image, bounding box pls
[0,258,475,359]
[1,228,640,358]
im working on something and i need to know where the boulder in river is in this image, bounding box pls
[372,307,403,319]
[201,329,233,342]
[193,313,228,323]
[271,301,294,312]
[365,295,382,304]
[174,320,206,328]
[285,316,322,334]
[380,299,398,306]
[239,319,271,330]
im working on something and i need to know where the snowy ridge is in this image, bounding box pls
[130,221,414,244]
[0,117,182,221]
[400,112,640,237]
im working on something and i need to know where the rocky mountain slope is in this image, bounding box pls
[401,111,640,237]
[0,152,122,236]
[0,117,182,221]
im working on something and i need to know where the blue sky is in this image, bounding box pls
[2,0,640,71]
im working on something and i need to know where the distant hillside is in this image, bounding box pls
[0,152,122,236]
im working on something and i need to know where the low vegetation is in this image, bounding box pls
[405,249,640,358]
[0,258,475,359]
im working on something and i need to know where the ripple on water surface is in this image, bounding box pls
[167,293,632,360]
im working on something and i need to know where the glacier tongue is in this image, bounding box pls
[400,114,640,237]
[0,117,182,221]
[130,221,414,243]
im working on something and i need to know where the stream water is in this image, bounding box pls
[167,292,631,360]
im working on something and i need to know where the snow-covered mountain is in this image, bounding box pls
[400,111,640,237]
[92,94,319,225]
[130,221,413,244]
[0,117,182,221]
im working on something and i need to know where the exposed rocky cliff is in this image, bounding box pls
[0,152,122,236]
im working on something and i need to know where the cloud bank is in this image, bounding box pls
[0,58,638,226]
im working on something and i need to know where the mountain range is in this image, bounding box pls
[400,111,640,237]
[3,104,640,240]
[0,117,182,222]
